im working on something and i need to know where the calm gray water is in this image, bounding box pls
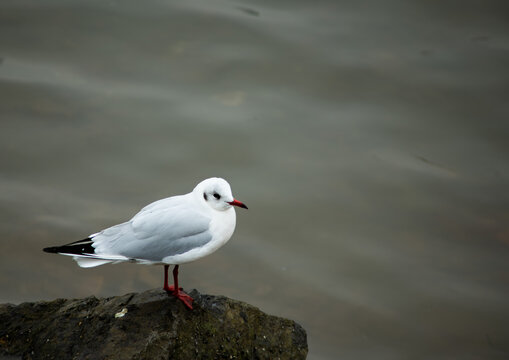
[1,0,509,359]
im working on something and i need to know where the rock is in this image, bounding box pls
[0,289,307,359]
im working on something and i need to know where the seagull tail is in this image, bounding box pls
[73,257,114,268]
[70,254,130,268]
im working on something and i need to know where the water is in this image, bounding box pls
[1,0,509,359]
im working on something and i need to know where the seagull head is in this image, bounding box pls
[194,177,248,211]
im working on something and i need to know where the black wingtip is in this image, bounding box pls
[43,246,59,253]
[42,237,95,255]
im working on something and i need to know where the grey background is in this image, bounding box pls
[1,1,509,359]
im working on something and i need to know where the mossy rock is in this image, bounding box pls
[0,289,307,359]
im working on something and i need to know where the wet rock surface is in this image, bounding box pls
[0,289,307,359]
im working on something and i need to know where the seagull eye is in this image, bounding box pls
[213,192,221,200]
[203,193,208,201]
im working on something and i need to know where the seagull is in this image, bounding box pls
[43,177,248,309]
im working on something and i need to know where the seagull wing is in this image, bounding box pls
[91,195,212,262]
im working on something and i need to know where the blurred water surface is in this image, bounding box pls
[1,0,509,359]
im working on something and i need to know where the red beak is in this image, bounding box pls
[228,199,248,209]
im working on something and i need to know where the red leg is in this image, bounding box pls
[172,265,194,309]
[163,265,193,309]
[163,265,172,292]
